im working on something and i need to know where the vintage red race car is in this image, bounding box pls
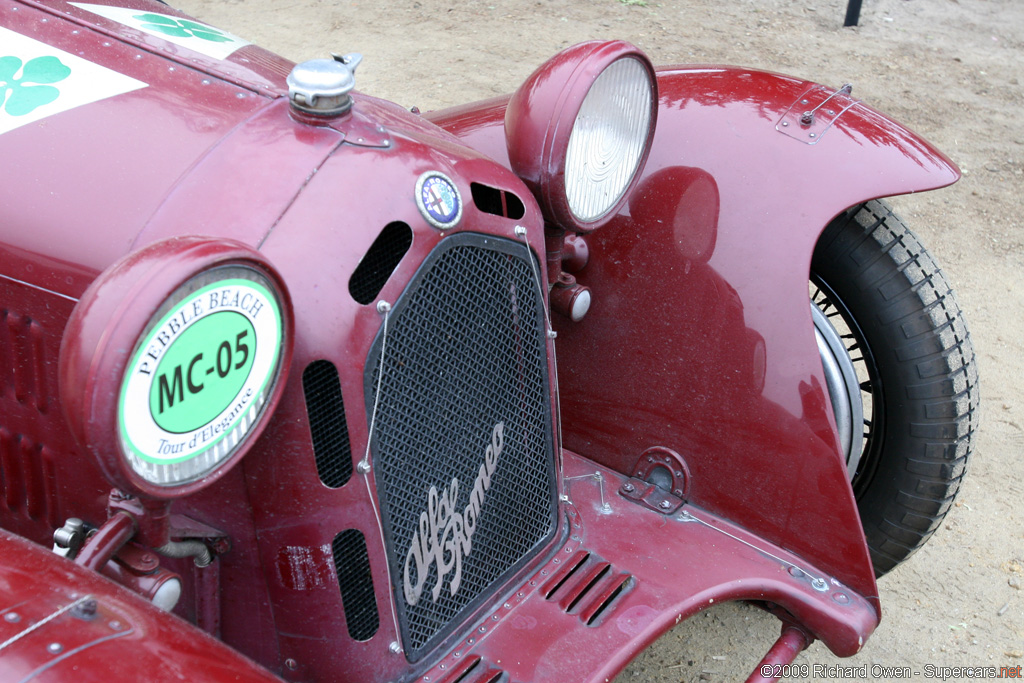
[0,1,978,681]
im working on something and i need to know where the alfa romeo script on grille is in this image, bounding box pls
[404,422,504,606]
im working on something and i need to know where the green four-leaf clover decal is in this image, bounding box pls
[133,14,233,42]
[0,55,72,117]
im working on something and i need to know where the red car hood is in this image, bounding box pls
[0,0,298,298]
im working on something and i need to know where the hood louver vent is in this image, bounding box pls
[542,550,633,626]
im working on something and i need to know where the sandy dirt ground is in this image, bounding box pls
[169,0,1023,680]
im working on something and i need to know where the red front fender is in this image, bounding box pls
[428,66,958,605]
[0,530,283,683]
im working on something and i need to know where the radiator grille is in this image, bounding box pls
[365,234,556,659]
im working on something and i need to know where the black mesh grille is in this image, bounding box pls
[349,222,414,305]
[303,360,353,488]
[366,234,556,659]
[332,529,380,641]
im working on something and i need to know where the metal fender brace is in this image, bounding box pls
[747,621,815,683]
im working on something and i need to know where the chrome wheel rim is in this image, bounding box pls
[811,288,866,481]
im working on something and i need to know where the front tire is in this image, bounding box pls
[811,200,979,576]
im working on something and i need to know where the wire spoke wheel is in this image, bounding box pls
[810,280,874,489]
[810,200,979,576]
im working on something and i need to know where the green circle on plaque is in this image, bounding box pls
[149,311,256,433]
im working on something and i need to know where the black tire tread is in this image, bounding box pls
[812,199,979,576]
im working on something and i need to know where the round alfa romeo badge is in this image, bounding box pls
[416,171,462,230]
[118,266,284,486]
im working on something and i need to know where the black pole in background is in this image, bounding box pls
[844,0,863,26]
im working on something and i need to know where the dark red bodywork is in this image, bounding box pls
[0,1,958,681]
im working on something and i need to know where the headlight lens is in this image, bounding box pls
[118,265,286,488]
[565,57,654,224]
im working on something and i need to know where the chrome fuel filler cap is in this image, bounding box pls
[287,53,362,117]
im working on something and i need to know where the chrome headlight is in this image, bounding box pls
[506,41,658,232]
